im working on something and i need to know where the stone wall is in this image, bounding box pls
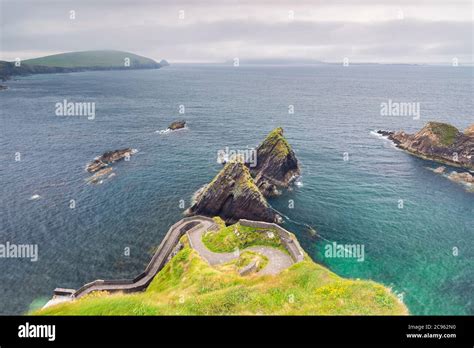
[56,216,216,299]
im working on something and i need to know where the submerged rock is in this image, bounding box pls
[249,127,300,197]
[87,167,113,184]
[186,160,280,224]
[380,122,474,171]
[168,121,186,131]
[433,166,446,174]
[87,148,133,173]
[448,171,474,184]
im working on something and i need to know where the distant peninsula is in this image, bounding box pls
[0,50,167,81]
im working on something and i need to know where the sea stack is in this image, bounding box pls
[378,122,474,171]
[249,127,300,197]
[187,159,280,224]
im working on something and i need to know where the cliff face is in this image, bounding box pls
[249,127,300,197]
[381,122,474,170]
[187,161,279,224]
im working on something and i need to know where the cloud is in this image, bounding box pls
[0,0,472,63]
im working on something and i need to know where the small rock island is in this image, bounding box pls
[378,122,474,170]
[86,148,134,173]
[167,120,186,131]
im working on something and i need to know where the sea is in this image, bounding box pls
[0,64,473,315]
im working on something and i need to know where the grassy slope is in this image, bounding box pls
[202,217,286,253]
[259,127,291,159]
[34,221,407,315]
[22,50,157,68]
[424,122,459,146]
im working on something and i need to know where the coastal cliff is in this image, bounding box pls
[378,122,474,170]
[187,160,279,224]
[250,127,300,197]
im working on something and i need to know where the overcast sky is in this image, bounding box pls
[0,0,472,64]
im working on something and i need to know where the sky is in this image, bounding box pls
[0,0,472,64]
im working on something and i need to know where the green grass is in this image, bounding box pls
[218,250,269,273]
[426,122,459,146]
[202,218,285,253]
[22,50,158,68]
[33,233,408,316]
[259,127,292,159]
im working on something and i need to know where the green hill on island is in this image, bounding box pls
[0,50,165,80]
[34,218,408,316]
[22,50,159,68]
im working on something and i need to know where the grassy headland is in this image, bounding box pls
[34,220,407,315]
[22,50,158,68]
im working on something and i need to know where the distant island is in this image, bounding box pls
[0,50,168,81]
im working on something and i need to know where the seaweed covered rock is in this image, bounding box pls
[249,127,300,196]
[187,160,279,224]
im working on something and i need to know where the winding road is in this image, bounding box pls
[46,216,296,309]
[187,225,294,275]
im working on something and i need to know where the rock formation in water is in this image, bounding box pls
[448,171,474,184]
[432,165,473,189]
[249,127,300,197]
[186,160,280,224]
[378,122,474,170]
[86,148,133,173]
[87,167,114,184]
[168,120,186,131]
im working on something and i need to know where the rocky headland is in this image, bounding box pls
[187,127,300,224]
[378,122,474,171]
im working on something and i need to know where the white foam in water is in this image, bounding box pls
[155,127,188,135]
[370,130,388,140]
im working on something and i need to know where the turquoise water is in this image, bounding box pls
[0,65,473,314]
